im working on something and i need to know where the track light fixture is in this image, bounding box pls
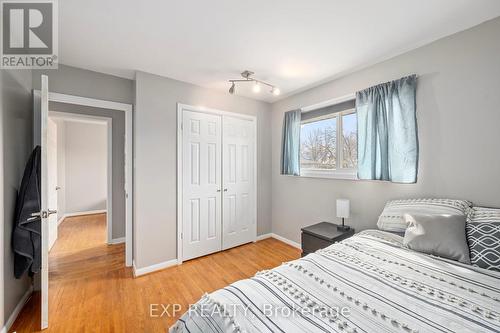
[228,70,280,96]
[252,81,261,93]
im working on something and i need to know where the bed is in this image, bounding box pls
[170,230,500,333]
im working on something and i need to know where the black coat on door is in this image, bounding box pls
[13,145,42,278]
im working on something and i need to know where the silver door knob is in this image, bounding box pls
[216,189,221,192]
[223,189,228,192]
[55,186,61,190]
[28,209,57,220]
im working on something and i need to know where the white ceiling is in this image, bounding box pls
[59,0,500,102]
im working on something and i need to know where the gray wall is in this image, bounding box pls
[270,17,500,244]
[49,102,126,239]
[1,69,33,329]
[134,71,272,268]
[63,121,107,214]
[33,64,134,104]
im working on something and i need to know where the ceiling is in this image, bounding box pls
[59,0,500,102]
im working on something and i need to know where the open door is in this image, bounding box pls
[34,74,55,329]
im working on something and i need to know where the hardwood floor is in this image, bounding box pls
[10,214,301,332]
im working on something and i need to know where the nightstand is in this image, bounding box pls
[301,222,355,257]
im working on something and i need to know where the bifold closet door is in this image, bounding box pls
[222,116,256,250]
[182,111,222,261]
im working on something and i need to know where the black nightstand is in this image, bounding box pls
[301,222,355,257]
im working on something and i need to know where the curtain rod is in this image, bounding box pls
[300,74,418,113]
[301,93,355,113]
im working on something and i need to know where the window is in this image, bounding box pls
[300,105,357,179]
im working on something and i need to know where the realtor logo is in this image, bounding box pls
[1,0,58,68]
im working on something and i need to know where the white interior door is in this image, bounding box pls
[47,118,58,251]
[222,116,256,250]
[39,74,55,329]
[182,111,222,261]
[125,108,132,267]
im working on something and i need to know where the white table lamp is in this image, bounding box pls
[336,199,350,231]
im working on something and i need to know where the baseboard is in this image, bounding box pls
[64,209,107,218]
[1,285,33,333]
[133,259,178,277]
[57,210,107,226]
[108,237,125,245]
[255,233,301,249]
[255,233,272,241]
[131,234,298,278]
[57,216,66,226]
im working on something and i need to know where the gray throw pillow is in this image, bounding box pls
[403,213,471,264]
[466,222,500,271]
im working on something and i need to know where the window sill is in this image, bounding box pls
[299,169,358,180]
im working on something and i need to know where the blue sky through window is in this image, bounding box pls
[342,113,356,135]
[301,117,336,138]
[300,113,356,138]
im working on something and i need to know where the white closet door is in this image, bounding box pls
[182,111,222,261]
[222,116,256,250]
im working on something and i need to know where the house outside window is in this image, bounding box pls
[300,97,357,180]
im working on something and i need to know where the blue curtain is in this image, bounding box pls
[356,75,418,183]
[281,109,301,175]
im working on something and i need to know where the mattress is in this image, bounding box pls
[170,230,500,332]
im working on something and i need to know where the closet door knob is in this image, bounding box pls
[223,189,228,192]
[216,189,221,192]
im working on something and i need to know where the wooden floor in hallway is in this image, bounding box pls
[10,213,301,332]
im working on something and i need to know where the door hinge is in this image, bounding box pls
[180,232,183,240]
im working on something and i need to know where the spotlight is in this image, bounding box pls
[253,82,261,93]
[228,71,279,96]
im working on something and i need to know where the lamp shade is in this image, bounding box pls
[336,199,350,218]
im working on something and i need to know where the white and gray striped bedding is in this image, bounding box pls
[170,230,500,333]
[377,199,472,232]
[467,206,500,224]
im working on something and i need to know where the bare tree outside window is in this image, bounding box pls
[301,117,337,169]
[300,109,357,174]
[342,112,357,168]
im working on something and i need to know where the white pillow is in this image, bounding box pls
[377,198,472,232]
[467,206,500,223]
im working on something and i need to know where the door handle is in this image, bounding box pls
[216,189,221,192]
[223,189,228,192]
[28,209,57,221]
[55,186,61,190]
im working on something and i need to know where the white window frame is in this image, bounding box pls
[299,94,358,180]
